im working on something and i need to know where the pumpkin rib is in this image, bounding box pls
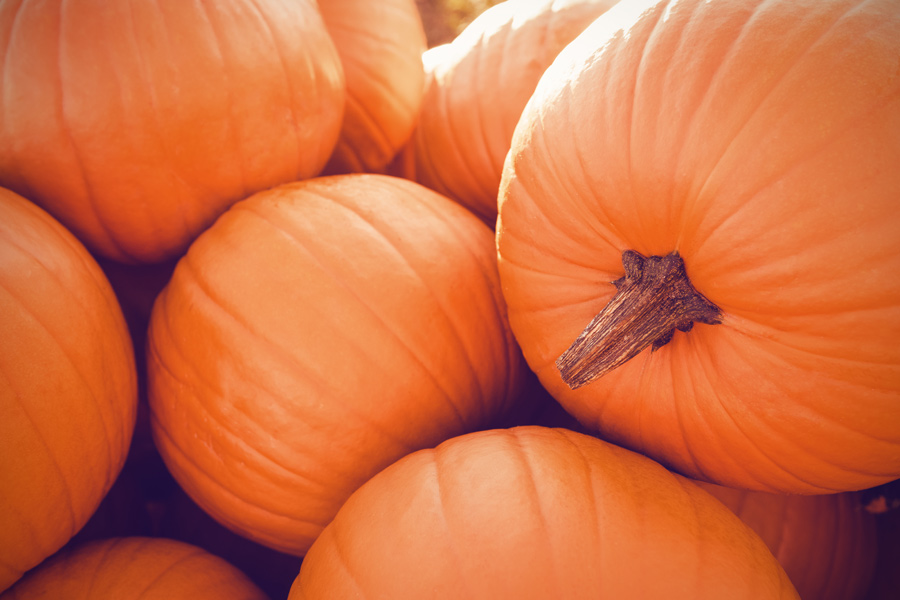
[429,448,479,599]
[670,335,835,491]
[688,0,875,238]
[0,362,79,537]
[242,0,308,175]
[151,277,404,494]
[234,198,474,433]
[183,214,443,449]
[729,328,900,436]
[149,400,328,532]
[399,182,521,415]
[0,276,119,487]
[337,88,395,172]
[508,430,562,590]
[130,546,211,598]
[693,94,900,276]
[306,187,499,421]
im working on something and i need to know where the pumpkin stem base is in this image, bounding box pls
[556,250,721,389]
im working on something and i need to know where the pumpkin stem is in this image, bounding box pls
[556,250,722,389]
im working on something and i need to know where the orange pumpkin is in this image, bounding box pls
[0,187,137,591]
[699,483,878,600]
[290,426,799,599]
[496,0,900,493]
[391,0,621,225]
[0,537,267,600]
[0,0,344,264]
[318,0,427,175]
[147,173,525,556]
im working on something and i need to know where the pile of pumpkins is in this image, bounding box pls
[1,0,898,598]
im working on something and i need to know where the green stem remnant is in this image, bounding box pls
[557,250,722,389]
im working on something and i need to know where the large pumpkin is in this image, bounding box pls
[496,0,900,493]
[318,0,427,175]
[0,188,137,591]
[699,483,878,600]
[147,173,525,556]
[0,0,344,264]
[391,0,621,225]
[0,537,267,600]
[290,426,799,599]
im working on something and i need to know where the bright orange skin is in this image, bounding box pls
[147,174,525,557]
[290,426,799,599]
[0,0,344,264]
[0,188,137,591]
[394,0,621,225]
[0,537,267,600]
[318,0,427,175]
[496,0,900,493]
[700,483,878,600]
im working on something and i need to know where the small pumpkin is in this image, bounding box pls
[0,187,137,591]
[496,0,900,493]
[391,0,621,225]
[0,0,344,263]
[147,173,525,556]
[290,426,799,599]
[699,483,878,600]
[318,0,427,175]
[0,537,268,600]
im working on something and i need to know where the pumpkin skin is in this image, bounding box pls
[0,0,344,264]
[496,0,900,493]
[290,426,799,599]
[0,537,268,600]
[0,188,137,591]
[318,0,427,175]
[699,483,878,600]
[391,0,621,225]
[147,173,525,556]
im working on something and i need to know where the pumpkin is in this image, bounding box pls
[318,0,427,175]
[0,0,344,264]
[698,483,878,600]
[0,187,137,591]
[290,426,799,599]
[495,0,900,493]
[147,173,525,556]
[390,0,621,225]
[0,537,268,600]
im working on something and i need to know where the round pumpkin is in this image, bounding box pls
[290,426,799,599]
[391,0,621,225]
[0,187,137,591]
[318,0,427,175]
[0,537,267,600]
[495,0,900,493]
[699,483,878,600]
[0,0,344,264]
[147,173,525,556]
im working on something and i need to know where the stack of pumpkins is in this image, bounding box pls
[1,0,898,598]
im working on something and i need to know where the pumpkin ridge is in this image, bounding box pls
[304,184,502,420]
[149,400,332,537]
[428,447,480,599]
[687,0,871,234]
[194,1,248,201]
[156,259,420,480]
[0,359,80,537]
[0,274,120,492]
[234,196,474,433]
[506,429,563,590]
[242,0,309,174]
